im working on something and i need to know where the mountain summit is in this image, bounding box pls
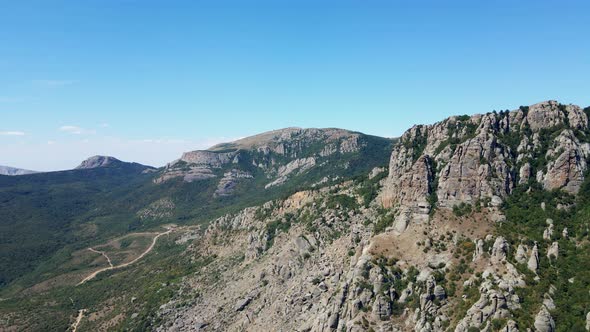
[75,155,124,169]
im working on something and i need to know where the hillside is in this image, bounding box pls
[2,101,590,332]
[0,129,392,290]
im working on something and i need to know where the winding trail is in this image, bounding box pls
[77,229,172,285]
[88,248,113,268]
[71,309,86,332]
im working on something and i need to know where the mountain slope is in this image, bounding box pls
[0,129,392,290]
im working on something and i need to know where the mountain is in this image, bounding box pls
[0,165,38,176]
[156,127,393,194]
[2,102,590,331]
[76,155,123,169]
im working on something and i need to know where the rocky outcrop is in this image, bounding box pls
[180,150,237,168]
[155,166,216,183]
[455,284,510,332]
[214,169,253,196]
[265,157,316,189]
[547,242,559,260]
[534,305,556,332]
[381,101,590,231]
[76,155,121,169]
[539,129,590,194]
[491,236,509,264]
[501,320,519,332]
[543,219,555,240]
[528,243,540,273]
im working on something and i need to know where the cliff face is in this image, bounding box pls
[382,100,590,230]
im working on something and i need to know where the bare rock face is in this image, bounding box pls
[214,169,253,196]
[491,236,509,264]
[76,155,121,169]
[372,294,392,321]
[539,130,590,194]
[586,311,590,331]
[473,239,485,262]
[383,152,434,231]
[380,100,590,233]
[180,150,237,168]
[534,305,556,332]
[501,320,519,332]
[455,285,510,332]
[547,242,559,260]
[528,243,540,273]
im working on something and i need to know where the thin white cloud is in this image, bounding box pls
[99,123,110,128]
[0,131,26,136]
[58,125,95,135]
[33,79,77,87]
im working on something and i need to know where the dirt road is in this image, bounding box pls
[77,229,172,285]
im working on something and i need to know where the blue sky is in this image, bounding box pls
[1,0,589,171]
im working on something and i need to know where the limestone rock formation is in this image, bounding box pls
[534,305,556,332]
[491,236,509,264]
[528,243,540,273]
[381,100,590,232]
[76,155,121,169]
[547,242,559,260]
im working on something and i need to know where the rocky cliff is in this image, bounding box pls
[382,100,590,230]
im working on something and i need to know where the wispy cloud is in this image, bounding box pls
[98,123,110,128]
[0,131,26,136]
[58,125,95,135]
[33,79,78,87]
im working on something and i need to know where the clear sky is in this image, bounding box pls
[1,0,589,171]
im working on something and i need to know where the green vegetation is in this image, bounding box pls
[326,194,359,211]
[452,202,473,217]
[497,178,590,331]
[373,208,395,234]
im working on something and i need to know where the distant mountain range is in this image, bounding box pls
[0,165,38,176]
